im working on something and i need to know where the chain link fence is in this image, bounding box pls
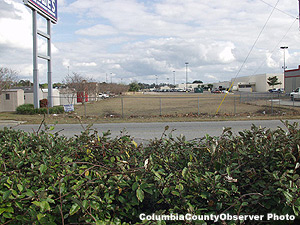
[239,92,300,113]
[46,92,299,119]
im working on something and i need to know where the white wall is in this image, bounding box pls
[60,93,77,105]
[42,89,60,106]
[24,89,43,104]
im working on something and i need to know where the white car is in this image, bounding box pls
[290,87,300,100]
[98,93,109,99]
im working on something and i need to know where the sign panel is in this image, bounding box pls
[24,0,57,23]
[63,104,74,112]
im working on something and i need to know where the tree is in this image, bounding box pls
[40,83,48,89]
[16,79,32,87]
[193,80,203,84]
[0,67,18,95]
[63,72,87,93]
[207,84,213,89]
[267,76,282,88]
[53,83,64,88]
[128,82,140,92]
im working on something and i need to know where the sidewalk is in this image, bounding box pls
[0,120,26,125]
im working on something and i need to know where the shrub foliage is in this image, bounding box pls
[16,104,64,115]
[0,121,299,224]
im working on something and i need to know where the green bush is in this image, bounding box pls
[16,104,64,115]
[49,106,64,114]
[0,122,299,224]
[16,104,35,115]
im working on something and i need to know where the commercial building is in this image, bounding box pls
[230,73,284,92]
[284,65,300,93]
[176,73,284,92]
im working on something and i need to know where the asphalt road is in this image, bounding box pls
[1,119,299,142]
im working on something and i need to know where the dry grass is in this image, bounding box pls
[75,93,270,117]
[1,92,300,124]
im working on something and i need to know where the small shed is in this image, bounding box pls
[0,89,24,112]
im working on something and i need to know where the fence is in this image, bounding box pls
[239,92,300,114]
[47,92,299,119]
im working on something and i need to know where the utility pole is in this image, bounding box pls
[185,62,189,91]
[173,71,176,86]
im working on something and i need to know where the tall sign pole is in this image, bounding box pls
[24,0,57,109]
[47,19,53,107]
[32,9,39,108]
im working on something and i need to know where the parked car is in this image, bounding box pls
[290,87,300,100]
[268,88,284,93]
[211,89,221,93]
[98,93,109,99]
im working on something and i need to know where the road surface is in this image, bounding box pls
[1,119,299,142]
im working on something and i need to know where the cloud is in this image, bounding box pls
[74,62,97,67]
[205,74,218,81]
[1,0,300,84]
[76,24,118,36]
[0,0,21,19]
[0,0,32,49]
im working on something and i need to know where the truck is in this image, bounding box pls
[290,87,300,100]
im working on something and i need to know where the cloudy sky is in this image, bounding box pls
[0,0,299,84]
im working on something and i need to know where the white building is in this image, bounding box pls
[58,88,77,105]
[42,89,60,106]
[212,81,231,90]
[231,73,284,92]
[208,73,284,92]
[0,87,63,112]
[177,83,203,91]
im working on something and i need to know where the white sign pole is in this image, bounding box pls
[32,9,39,109]
[47,19,53,107]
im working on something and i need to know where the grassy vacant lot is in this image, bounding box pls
[1,92,300,124]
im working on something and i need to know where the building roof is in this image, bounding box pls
[10,86,35,93]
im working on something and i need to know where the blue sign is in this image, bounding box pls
[24,0,57,23]
[63,104,74,112]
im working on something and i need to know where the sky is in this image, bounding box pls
[0,0,300,85]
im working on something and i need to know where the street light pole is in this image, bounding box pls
[185,62,189,91]
[280,46,288,75]
[173,71,176,86]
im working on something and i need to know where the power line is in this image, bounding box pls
[251,18,297,76]
[216,0,280,114]
[258,0,297,19]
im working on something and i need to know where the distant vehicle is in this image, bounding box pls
[268,88,284,93]
[177,89,184,92]
[98,93,109,99]
[222,90,229,94]
[290,87,300,100]
[211,89,221,93]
